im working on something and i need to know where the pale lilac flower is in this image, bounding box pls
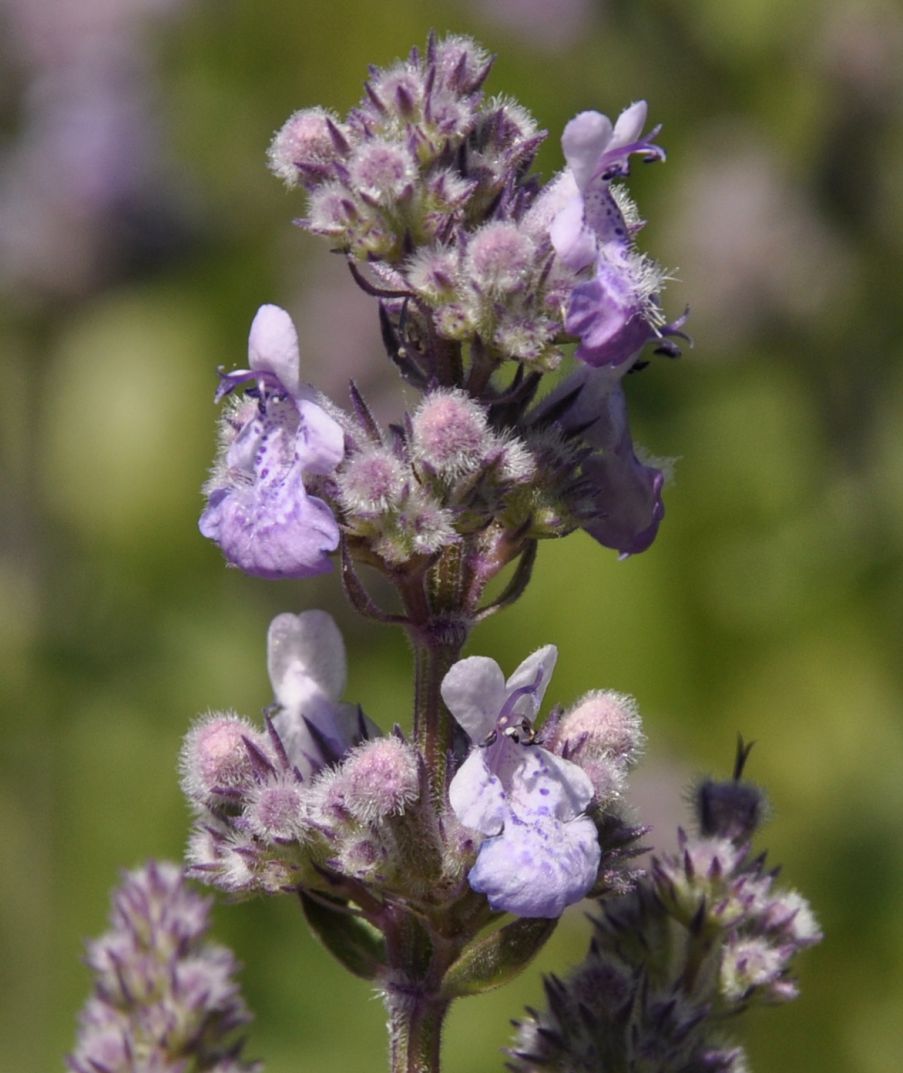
[267,609,375,777]
[199,305,344,579]
[548,103,680,369]
[442,646,600,917]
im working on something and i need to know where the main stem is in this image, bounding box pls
[402,546,469,802]
[411,634,460,800]
[387,990,450,1073]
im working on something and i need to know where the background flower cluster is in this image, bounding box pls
[2,2,902,1073]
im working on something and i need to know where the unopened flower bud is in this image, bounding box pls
[349,140,417,204]
[406,246,459,302]
[307,182,360,237]
[720,937,790,1004]
[760,889,822,946]
[654,833,750,927]
[338,447,408,514]
[403,492,458,557]
[367,64,424,120]
[433,302,476,340]
[180,713,263,808]
[432,34,492,94]
[410,389,493,478]
[545,690,643,803]
[425,169,478,213]
[465,222,535,295]
[695,774,767,843]
[494,314,560,367]
[243,776,310,843]
[495,435,536,484]
[335,737,421,824]
[268,107,348,187]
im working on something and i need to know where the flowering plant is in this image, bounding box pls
[69,34,818,1073]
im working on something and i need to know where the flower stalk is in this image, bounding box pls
[67,33,821,1073]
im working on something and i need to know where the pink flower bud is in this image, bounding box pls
[243,777,310,843]
[410,389,493,477]
[338,448,408,514]
[465,222,535,294]
[349,140,417,204]
[179,713,263,807]
[545,690,643,804]
[336,737,421,824]
[268,107,347,187]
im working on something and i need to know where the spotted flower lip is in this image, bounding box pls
[442,647,601,918]
[199,304,344,579]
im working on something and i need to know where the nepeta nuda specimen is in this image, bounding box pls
[71,33,819,1073]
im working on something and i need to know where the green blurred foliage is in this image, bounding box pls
[2,1,902,1071]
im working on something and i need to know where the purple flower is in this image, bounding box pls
[573,369,664,555]
[548,103,677,369]
[533,366,665,556]
[200,304,344,579]
[442,646,600,918]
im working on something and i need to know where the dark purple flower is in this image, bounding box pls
[442,647,600,918]
[200,305,344,579]
[578,375,664,555]
[534,366,665,556]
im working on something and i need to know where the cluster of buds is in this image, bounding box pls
[67,861,259,1073]
[509,743,822,1072]
[181,610,445,902]
[268,35,682,379]
[181,614,645,923]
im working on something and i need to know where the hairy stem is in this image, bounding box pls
[387,990,450,1073]
[383,909,455,1073]
[400,547,469,801]
[410,635,460,801]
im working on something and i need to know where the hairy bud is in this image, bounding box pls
[410,389,493,478]
[268,107,347,187]
[333,737,421,824]
[180,712,264,808]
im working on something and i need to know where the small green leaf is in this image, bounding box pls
[299,892,387,981]
[442,917,558,998]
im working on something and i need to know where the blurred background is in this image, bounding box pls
[2,1,902,1070]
